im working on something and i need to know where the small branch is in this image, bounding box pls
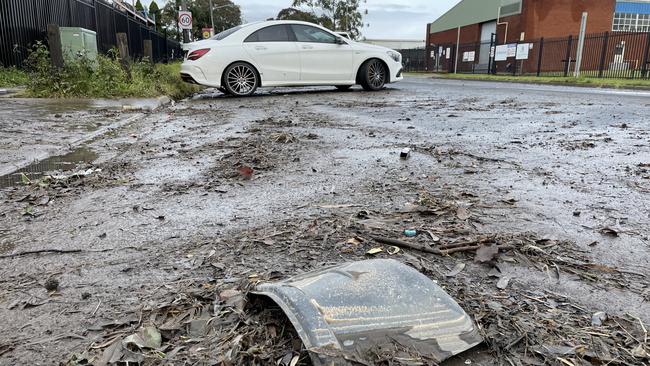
[0,246,142,259]
[370,236,513,256]
[0,249,82,259]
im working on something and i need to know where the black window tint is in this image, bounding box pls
[245,25,290,42]
[211,25,243,40]
[291,25,337,44]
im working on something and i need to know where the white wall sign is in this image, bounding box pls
[178,11,192,30]
[506,44,517,58]
[446,47,451,59]
[516,43,530,60]
[495,45,508,61]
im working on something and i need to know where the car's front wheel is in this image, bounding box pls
[359,59,387,91]
[223,62,259,97]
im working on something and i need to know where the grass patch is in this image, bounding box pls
[433,72,650,90]
[21,42,201,99]
[0,67,30,87]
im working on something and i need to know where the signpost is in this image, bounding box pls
[495,45,508,61]
[178,11,193,30]
[202,28,214,39]
[516,43,530,60]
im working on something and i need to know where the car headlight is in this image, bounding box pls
[387,50,401,63]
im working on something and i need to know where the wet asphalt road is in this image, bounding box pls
[0,76,649,364]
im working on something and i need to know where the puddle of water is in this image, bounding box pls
[0,147,97,188]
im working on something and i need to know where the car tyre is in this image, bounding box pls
[335,85,353,91]
[223,62,259,97]
[359,59,387,91]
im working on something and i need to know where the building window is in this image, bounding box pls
[613,12,650,32]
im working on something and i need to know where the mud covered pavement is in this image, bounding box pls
[0,77,649,365]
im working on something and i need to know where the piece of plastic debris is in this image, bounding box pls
[591,311,607,326]
[252,259,483,365]
[400,148,411,159]
[496,276,510,289]
[386,246,400,255]
[404,229,417,237]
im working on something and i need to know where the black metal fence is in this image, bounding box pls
[398,48,427,72]
[428,30,650,79]
[0,0,183,68]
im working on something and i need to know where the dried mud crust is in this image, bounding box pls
[55,176,649,366]
[1,81,650,366]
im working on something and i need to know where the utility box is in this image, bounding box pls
[59,27,98,61]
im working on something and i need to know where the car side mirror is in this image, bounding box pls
[335,37,347,45]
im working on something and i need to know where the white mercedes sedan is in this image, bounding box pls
[180,20,403,96]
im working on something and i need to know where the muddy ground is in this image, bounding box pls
[0,77,649,365]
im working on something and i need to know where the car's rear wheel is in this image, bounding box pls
[335,85,353,91]
[359,59,387,91]
[223,62,259,97]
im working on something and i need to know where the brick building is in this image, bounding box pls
[426,0,650,72]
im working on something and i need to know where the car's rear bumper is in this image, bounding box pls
[180,63,221,88]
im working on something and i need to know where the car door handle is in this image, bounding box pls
[301,45,314,50]
[255,46,267,50]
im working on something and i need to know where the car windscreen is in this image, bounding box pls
[211,25,243,41]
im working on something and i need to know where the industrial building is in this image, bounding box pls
[427,0,650,46]
[426,0,650,76]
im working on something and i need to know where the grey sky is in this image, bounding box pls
[139,0,461,39]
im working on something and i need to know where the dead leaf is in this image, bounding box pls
[446,263,466,277]
[456,207,471,220]
[123,326,162,350]
[346,237,362,245]
[366,247,383,255]
[599,227,619,237]
[238,166,254,180]
[290,355,300,366]
[632,344,648,358]
[475,245,499,263]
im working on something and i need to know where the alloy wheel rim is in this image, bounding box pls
[227,65,256,95]
[368,61,385,88]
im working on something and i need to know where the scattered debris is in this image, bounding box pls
[403,228,417,237]
[400,148,411,159]
[44,277,59,292]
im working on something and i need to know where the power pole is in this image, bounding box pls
[209,0,215,31]
[181,0,190,43]
[574,12,588,77]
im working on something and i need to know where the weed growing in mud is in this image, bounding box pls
[23,42,200,99]
[0,66,29,87]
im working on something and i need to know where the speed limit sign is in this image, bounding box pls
[178,11,192,30]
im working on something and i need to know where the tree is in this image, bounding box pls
[161,0,242,41]
[149,1,162,30]
[135,0,144,12]
[276,8,320,23]
[291,0,363,39]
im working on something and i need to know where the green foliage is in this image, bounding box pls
[276,7,333,28]
[161,0,242,41]
[149,1,162,30]
[135,0,144,12]
[291,0,363,39]
[23,42,200,99]
[0,66,29,87]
